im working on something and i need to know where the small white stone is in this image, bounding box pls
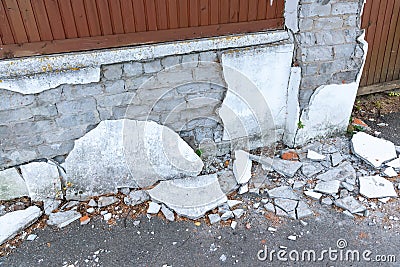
[88,199,97,207]
[230,221,237,229]
[232,209,245,219]
[103,213,112,221]
[147,202,161,214]
[219,254,227,262]
[233,150,252,184]
[288,235,297,241]
[384,167,398,177]
[300,220,308,226]
[307,150,325,161]
[238,184,249,194]
[26,234,37,241]
[359,176,397,199]
[227,200,242,208]
[386,158,400,169]
[378,197,391,203]
[304,190,322,200]
[267,227,277,232]
[253,203,260,209]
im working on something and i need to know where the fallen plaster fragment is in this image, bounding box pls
[125,190,150,206]
[221,211,234,221]
[314,180,341,195]
[147,202,161,214]
[316,162,355,182]
[276,206,296,219]
[386,158,400,169]
[233,209,245,219]
[293,181,305,189]
[238,184,249,194]
[271,159,303,177]
[274,198,298,213]
[334,196,366,214]
[208,214,221,225]
[307,150,325,161]
[64,120,203,198]
[233,150,252,184]
[248,155,273,171]
[331,152,344,167]
[384,167,398,177]
[283,67,301,147]
[98,196,119,208]
[217,171,239,194]
[20,162,61,201]
[304,190,322,200]
[351,132,397,168]
[103,213,112,221]
[359,176,398,199]
[378,197,391,203]
[267,186,300,200]
[88,199,97,207]
[161,205,175,222]
[227,200,242,209]
[301,162,324,177]
[321,197,333,205]
[47,210,81,228]
[296,201,313,219]
[264,203,275,213]
[0,168,29,201]
[0,206,42,245]
[230,221,237,229]
[343,210,354,218]
[43,198,61,215]
[147,174,227,220]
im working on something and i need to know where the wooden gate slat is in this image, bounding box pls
[189,0,199,27]
[229,0,239,23]
[108,0,124,34]
[3,0,28,43]
[177,0,189,27]
[145,0,157,31]
[0,1,16,44]
[70,0,90,37]
[210,0,219,25]
[30,0,53,40]
[257,0,267,20]
[84,0,102,36]
[58,0,78,38]
[386,4,400,82]
[266,0,278,19]
[391,25,400,81]
[96,0,113,35]
[43,0,65,40]
[17,0,40,42]
[199,0,209,26]
[219,0,230,24]
[120,0,135,33]
[167,0,178,29]
[238,0,248,22]
[155,0,168,30]
[248,0,259,21]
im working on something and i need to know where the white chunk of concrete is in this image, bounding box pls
[274,198,298,213]
[238,183,249,195]
[233,209,245,219]
[386,158,400,169]
[43,198,61,215]
[98,196,119,208]
[351,132,397,168]
[301,162,324,177]
[208,214,221,225]
[307,150,325,161]
[20,162,61,201]
[0,206,42,245]
[264,203,275,213]
[283,67,301,147]
[64,120,203,199]
[147,202,161,214]
[147,174,227,220]
[227,200,242,209]
[233,150,252,184]
[384,167,398,178]
[217,171,239,194]
[359,176,398,199]
[334,196,366,214]
[47,210,81,228]
[0,168,29,201]
[272,159,302,177]
[268,186,300,200]
[304,190,323,200]
[316,162,355,182]
[161,205,175,221]
[296,201,313,219]
[314,180,341,195]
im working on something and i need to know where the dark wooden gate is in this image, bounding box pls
[359,0,400,94]
[0,0,285,59]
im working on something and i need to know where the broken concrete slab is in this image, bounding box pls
[125,190,150,206]
[0,206,42,245]
[88,199,97,207]
[351,132,397,168]
[264,203,275,213]
[208,214,221,225]
[161,205,175,221]
[304,190,323,200]
[331,152,344,167]
[233,209,245,219]
[268,186,300,200]
[296,201,313,219]
[98,196,119,208]
[301,162,324,177]
[274,198,298,213]
[147,174,227,220]
[359,176,398,199]
[64,120,203,199]
[321,197,333,205]
[275,206,296,219]
[383,167,397,177]
[43,198,61,215]
[271,159,302,177]
[314,180,341,195]
[147,202,161,214]
[293,181,305,189]
[307,150,325,161]
[47,210,81,228]
[238,183,249,194]
[221,211,234,221]
[334,196,366,214]
[20,162,61,201]
[316,162,355,182]
[233,150,252,184]
[217,171,239,194]
[386,158,400,169]
[0,168,29,201]
[227,200,242,209]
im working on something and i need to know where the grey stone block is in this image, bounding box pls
[181,53,199,64]
[299,18,314,31]
[96,92,136,108]
[56,112,99,128]
[31,104,58,117]
[123,62,143,77]
[113,105,149,120]
[314,17,343,30]
[300,3,331,17]
[42,126,85,143]
[0,92,35,111]
[303,46,334,61]
[344,28,359,43]
[161,56,181,68]
[332,2,359,15]
[37,142,74,157]
[343,15,358,27]
[125,75,153,91]
[303,63,319,76]
[103,64,123,80]
[56,98,97,115]
[298,32,317,47]
[192,65,223,83]
[61,84,103,99]
[331,70,358,84]
[0,108,33,124]
[37,88,62,104]
[143,59,162,73]
[301,75,331,89]
[315,30,346,45]
[152,97,186,112]
[103,80,126,94]
[199,51,218,63]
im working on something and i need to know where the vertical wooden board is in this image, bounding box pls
[16,0,40,42]
[189,0,199,27]
[366,0,387,85]
[0,1,16,44]
[145,0,157,31]
[199,0,209,26]
[155,0,168,30]
[132,0,146,32]
[120,0,135,33]
[70,0,90,37]
[266,0,278,19]
[96,0,113,35]
[177,0,188,27]
[238,0,248,22]
[43,0,66,40]
[167,0,179,29]
[3,0,28,43]
[84,0,102,36]
[30,0,53,40]
[219,0,230,24]
[390,19,400,80]
[248,0,258,21]
[257,0,267,20]
[229,0,239,23]
[109,0,124,34]
[374,0,395,83]
[379,0,399,82]
[210,0,219,25]
[58,0,78,38]
[276,0,284,18]
[386,2,400,82]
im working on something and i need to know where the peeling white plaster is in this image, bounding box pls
[285,0,300,33]
[0,31,289,81]
[219,44,294,146]
[0,67,100,95]
[294,33,368,146]
[283,67,301,147]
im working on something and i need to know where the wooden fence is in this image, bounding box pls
[0,0,285,59]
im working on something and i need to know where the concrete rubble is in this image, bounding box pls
[359,176,398,199]
[124,190,150,206]
[47,210,81,228]
[0,168,29,201]
[233,150,252,184]
[314,180,341,195]
[334,196,366,214]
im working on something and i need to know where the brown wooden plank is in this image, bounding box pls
[30,0,53,40]
[16,0,40,42]
[210,0,219,24]
[145,0,157,30]
[109,0,124,34]
[374,0,395,83]
[189,0,199,27]
[380,0,399,82]
[257,0,267,20]
[276,0,285,18]
[0,36,3,44]
[155,0,168,30]
[0,1,16,44]
[219,0,230,24]
[0,18,284,59]
[386,3,400,82]
[84,0,102,36]
[392,35,400,80]
[238,0,248,22]
[248,0,258,21]
[167,0,179,29]
[96,0,113,35]
[43,0,66,40]
[357,79,400,96]
[132,0,146,32]
[70,0,90,37]
[229,0,239,22]
[266,0,278,19]
[199,0,209,26]
[177,0,189,27]
[58,0,78,38]
[359,0,373,86]
[120,0,135,33]
[3,0,28,43]
[367,0,387,85]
